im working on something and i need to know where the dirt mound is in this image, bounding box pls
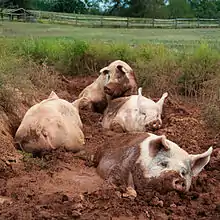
[0,88,32,177]
[0,75,219,220]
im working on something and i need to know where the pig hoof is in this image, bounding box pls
[122,186,137,199]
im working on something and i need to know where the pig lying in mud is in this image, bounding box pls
[102,88,168,132]
[14,91,85,154]
[78,60,138,113]
[96,133,213,196]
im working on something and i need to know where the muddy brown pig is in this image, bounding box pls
[96,133,213,197]
[78,60,138,113]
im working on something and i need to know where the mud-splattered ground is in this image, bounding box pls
[0,75,219,220]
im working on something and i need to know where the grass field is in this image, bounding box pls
[1,21,220,51]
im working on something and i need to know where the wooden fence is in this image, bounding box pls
[33,13,220,28]
[2,9,220,29]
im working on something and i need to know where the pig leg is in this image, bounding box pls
[77,96,94,112]
[110,120,125,133]
[122,172,137,199]
[123,187,137,199]
[42,130,56,150]
[106,165,137,199]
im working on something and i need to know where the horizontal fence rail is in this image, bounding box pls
[1,10,220,29]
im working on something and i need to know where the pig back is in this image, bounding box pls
[96,145,138,186]
[15,99,85,153]
[96,133,149,186]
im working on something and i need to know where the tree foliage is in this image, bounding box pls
[1,0,220,18]
[50,0,86,13]
[168,0,194,18]
[126,0,165,18]
[101,0,220,18]
[189,0,220,18]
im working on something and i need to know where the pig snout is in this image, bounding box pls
[145,119,162,131]
[157,171,188,193]
[172,178,186,192]
[104,85,113,96]
[104,83,124,98]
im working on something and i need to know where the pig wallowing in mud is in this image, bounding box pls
[78,60,138,113]
[102,88,168,132]
[14,91,85,154]
[96,133,213,196]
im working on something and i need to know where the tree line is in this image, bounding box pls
[1,0,220,19]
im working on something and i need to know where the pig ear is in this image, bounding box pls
[138,87,142,96]
[157,92,168,114]
[72,97,83,111]
[48,91,59,99]
[72,97,90,112]
[100,67,109,75]
[149,135,169,157]
[189,147,213,176]
[137,87,143,110]
[117,65,129,77]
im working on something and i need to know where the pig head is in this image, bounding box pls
[96,133,213,195]
[101,60,137,98]
[14,91,85,155]
[78,60,137,113]
[102,88,168,132]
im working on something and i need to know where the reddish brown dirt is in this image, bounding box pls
[0,75,219,220]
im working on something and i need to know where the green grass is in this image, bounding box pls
[1,21,220,51]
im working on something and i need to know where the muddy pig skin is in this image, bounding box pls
[96,133,213,195]
[14,91,85,154]
[78,60,138,113]
[102,88,168,132]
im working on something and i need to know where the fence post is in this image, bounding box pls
[100,16,103,27]
[24,12,26,22]
[218,18,220,27]
[75,15,77,25]
[152,18,155,28]
[175,18,177,29]
[127,17,129,28]
[144,18,147,28]
[197,18,200,28]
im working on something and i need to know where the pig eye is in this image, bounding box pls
[160,161,168,168]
